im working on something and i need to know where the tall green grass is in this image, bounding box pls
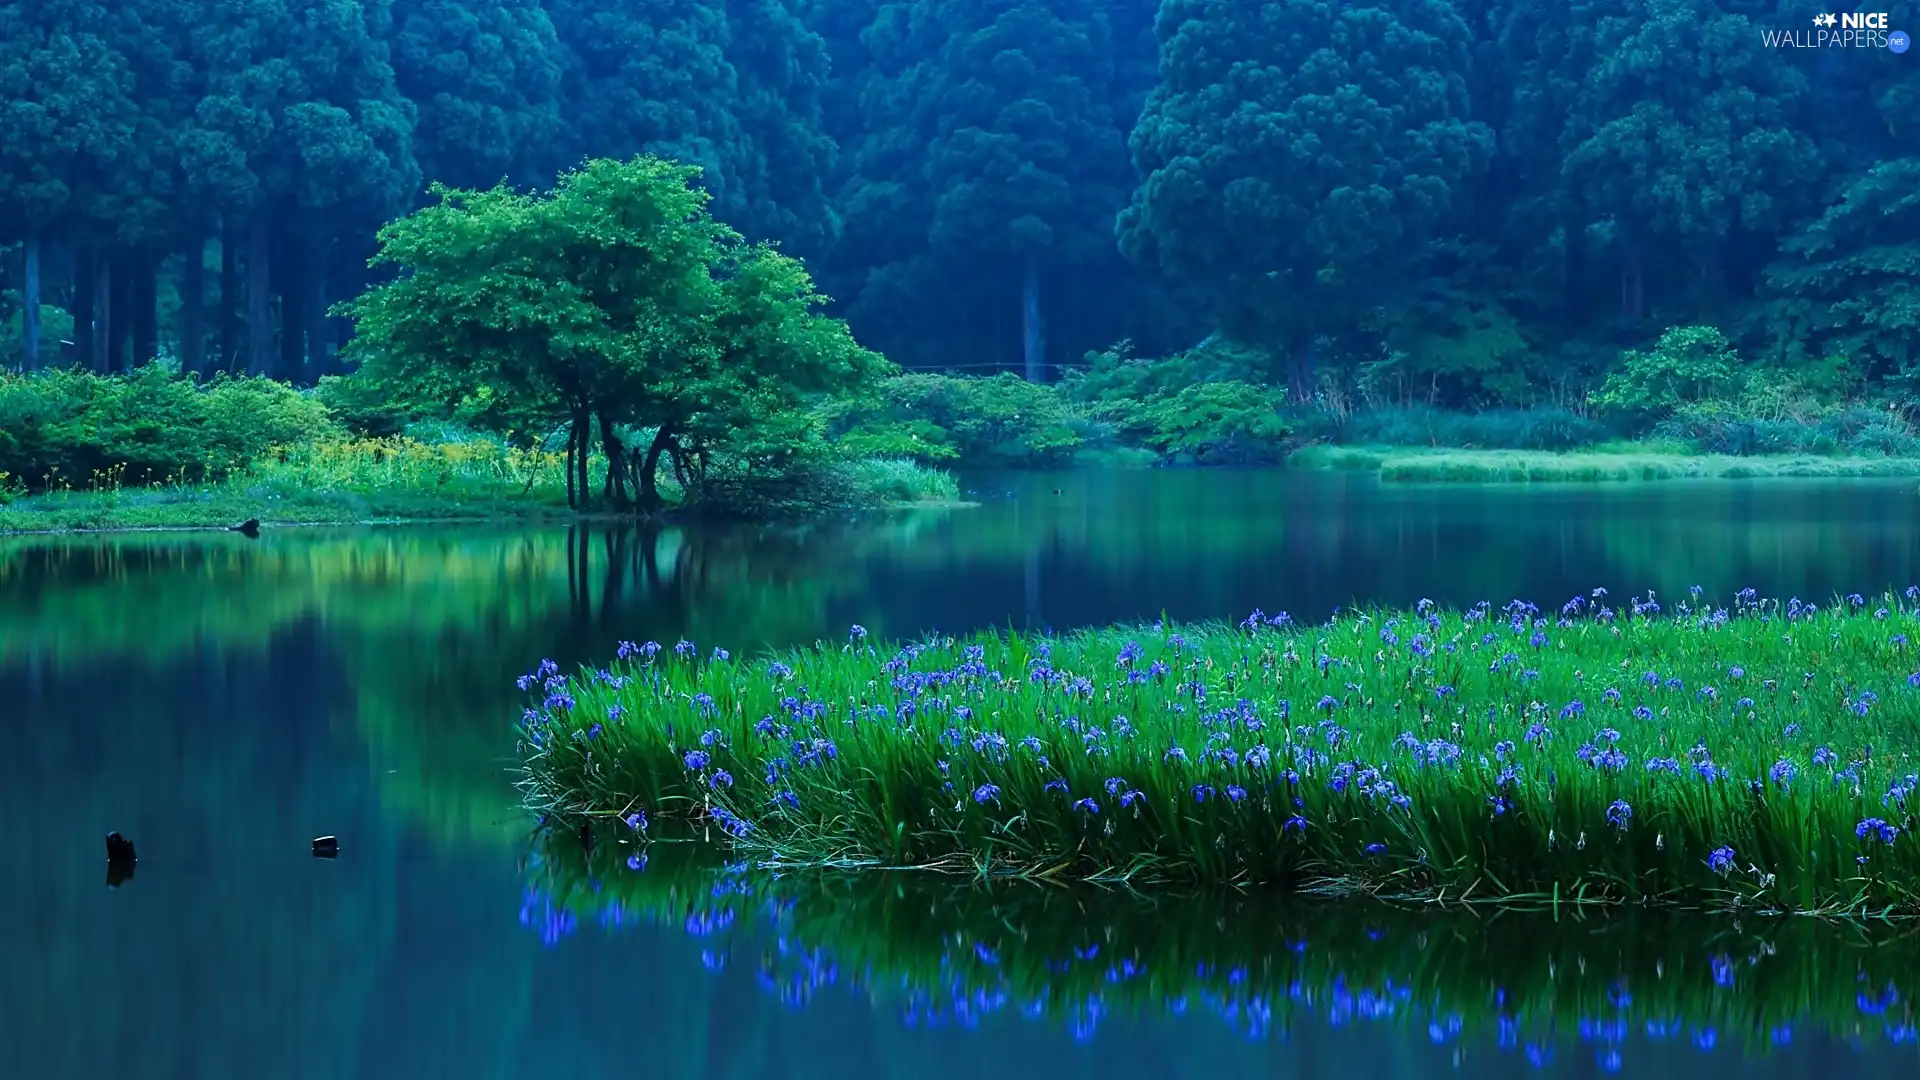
[519,589,1920,912]
[525,838,1920,1056]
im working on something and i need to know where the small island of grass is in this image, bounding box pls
[520,588,1920,915]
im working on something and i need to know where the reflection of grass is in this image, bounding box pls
[527,836,1920,1057]
[1292,444,1920,483]
[523,592,1920,912]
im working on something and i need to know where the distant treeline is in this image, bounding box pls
[0,0,1912,408]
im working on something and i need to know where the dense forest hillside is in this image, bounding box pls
[0,0,1912,409]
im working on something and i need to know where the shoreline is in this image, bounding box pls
[1288,443,1920,482]
[0,494,978,539]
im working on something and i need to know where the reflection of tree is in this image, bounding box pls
[0,522,916,856]
[873,473,1920,623]
[329,522,891,852]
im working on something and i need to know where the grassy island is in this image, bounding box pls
[520,589,1920,914]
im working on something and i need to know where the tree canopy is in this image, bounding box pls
[0,0,1912,413]
[339,155,888,510]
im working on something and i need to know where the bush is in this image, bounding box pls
[826,372,1109,467]
[1589,325,1741,423]
[1338,406,1612,451]
[0,366,340,491]
[1113,381,1292,464]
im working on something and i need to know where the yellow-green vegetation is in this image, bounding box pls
[0,360,957,537]
[0,434,577,533]
[1291,444,1920,483]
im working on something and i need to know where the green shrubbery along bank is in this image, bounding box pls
[0,159,965,531]
[824,326,1920,473]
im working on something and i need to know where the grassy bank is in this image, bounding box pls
[524,841,1920,1054]
[519,589,1920,912]
[1291,442,1920,483]
[0,435,960,535]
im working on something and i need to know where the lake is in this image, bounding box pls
[4,469,1919,1079]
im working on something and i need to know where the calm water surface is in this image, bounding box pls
[4,470,1919,1078]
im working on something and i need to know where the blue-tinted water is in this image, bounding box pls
[5,470,1919,1077]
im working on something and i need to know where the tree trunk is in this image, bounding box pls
[1620,237,1645,321]
[306,235,333,376]
[180,235,205,375]
[598,412,628,506]
[112,253,137,372]
[564,424,577,509]
[72,245,95,370]
[246,215,273,376]
[277,231,306,383]
[22,232,40,370]
[1021,254,1044,382]
[574,410,592,509]
[637,424,673,511]
[93,254,114,374]
[1287,337,1317,403]
[132,250,158,367]
[219,218,240,373]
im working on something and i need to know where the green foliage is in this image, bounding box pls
[1,304,74,366]
[1762,158,1920,385]
[1372,295,1535,406]
[1106,382,1290,464]
[0,366,339,491]
[828,372,1103,467]
[1337,406,1613,451]
[340,154,891,512]
[1589,325,1741,420]
[1119,0,1492,374]
[522,592,1920,910]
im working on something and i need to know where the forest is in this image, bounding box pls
[0,0,1916,516]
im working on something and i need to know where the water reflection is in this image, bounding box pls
[530,839,1920,1072]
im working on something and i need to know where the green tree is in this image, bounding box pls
[389,0,565,189]
[1560,0,1824,322]
[182,0,420,380]
[1761,159,1920,386]
[1120,0,1493,397]
[339,155,885,512]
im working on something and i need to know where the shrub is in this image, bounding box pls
[1589,325,1741,423]
[0,366,340,491]
[1123,381,1292,464]
[1338,406,1611,451]
[827,372,1106,467]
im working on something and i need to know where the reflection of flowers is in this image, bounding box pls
[523,840,1920,1065]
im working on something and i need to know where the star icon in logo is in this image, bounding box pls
[1813,12,1837,26]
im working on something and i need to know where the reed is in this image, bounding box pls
[519,588,1920,912]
